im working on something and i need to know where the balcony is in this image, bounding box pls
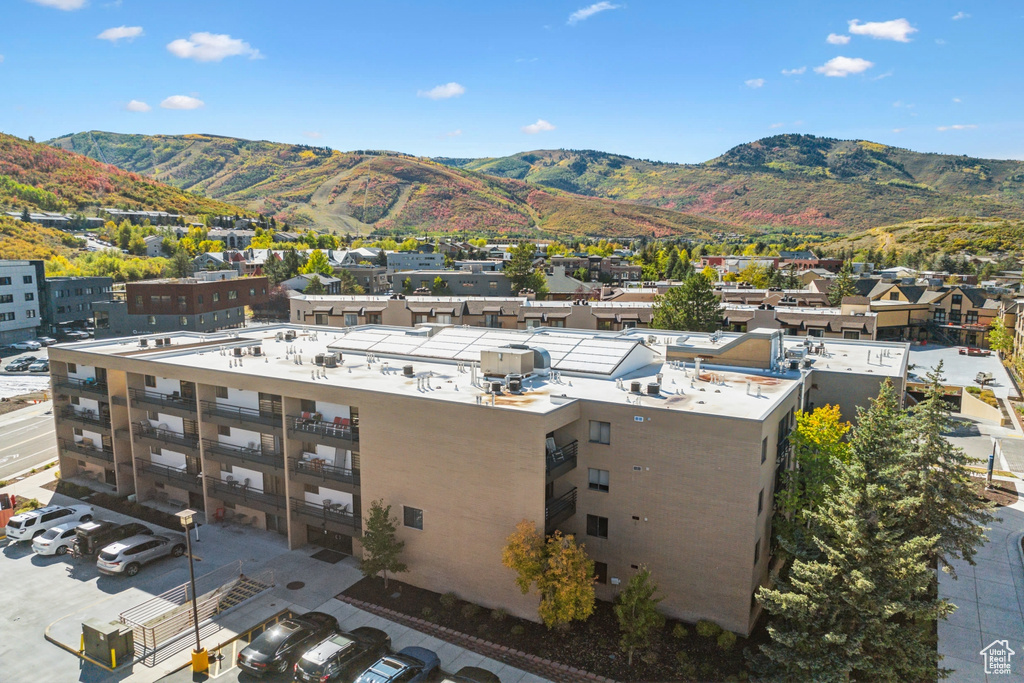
[135,459,203,492]
[202,438,284,473]
[59,406,111,433]
[59,438,114,464]
[545,440,578,483]
[132,422,199,453]
[287,415,359,449]
[129,387,197,416]
[545,487,577,533]
[201,400,282,433]
[206,476,286,512]
[289,458,360,492]
[290,498,360,535]
[54,376,108,399]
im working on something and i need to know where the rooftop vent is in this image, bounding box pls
[252,346,262,357]
[403,364,414,377]
[232,347,243,357]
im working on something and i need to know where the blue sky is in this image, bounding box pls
[1,0,1022,163]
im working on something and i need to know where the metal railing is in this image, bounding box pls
[129,387,197,412]
[135,459,203,490]
[59,405,111,430]
[133,422,199,450]
[545,440,578,474]
[59,438,114,462]
[200,400,282,429]
[54,376,108,397]
[287,416,359,443]
[202,439,283,470]
[545,487,577,526]
[290,498,361,533]
[290,458,360,487]
[206,476,286,511]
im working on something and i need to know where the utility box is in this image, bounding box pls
[82,619,134,667]
[480,347,533,378]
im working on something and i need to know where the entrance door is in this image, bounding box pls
[188,489,205,511]
[306,525,353,554]
[104,468,117,486]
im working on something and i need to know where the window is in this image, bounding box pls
[596,320,613,331]
[197,295,204,305]
[177,295,187,307]
[67,363,77,374]
[212,292,220,302]
[484,314,500,328]
[23,275,32,284]
[403,506,423,530]
[889,292,900,300]
[965,312,978,325]
[488,281,498,290]
[413,314,427,325]
[952,294,963,306]
[1,312,13,321]
[0,277,10,286]
[70,396,80,406]
[73,427,83,437]
[949,310,961,324]
[315,314,328,326]
[147,410,159,421]
[303,483,319,494]
[249,288,256,296]
[147,315,156,326]
[761,437,768,464]
[25,309,35,318]
[843,331,860,340]
[0,295,12,304]
[436,314,451,324]
[213,313,219,322]
[24,292,34,301]
[757,488,764,516]
[586,514,608,539]
[594,561,608,585]
[933,310,947,323]
[135,295,143,306]
[199,315,205,325]
[588,468,610,492]
[344,314,358,326]
[228,290,238,300]
[75,288,83,296]
[589,420,611,444]
[180,316,188,326]
[215,386,229,399]
[217,425,231,437]
[754,538,761,565]
[300,399,317,413]
[367,313,382,325]
[144,375,156,388]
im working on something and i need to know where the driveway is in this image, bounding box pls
[908,345,1018,399]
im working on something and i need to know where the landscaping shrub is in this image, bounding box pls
[640,650,659,665]
[460,603,481,619]
[490,607,508,622]
[510,624,525,636]
[672,623,688,639]
[717,631,737,651]
[421,606,435,620]
[13,497,41,514]
[695,619,721,638]
[440,592,458,610]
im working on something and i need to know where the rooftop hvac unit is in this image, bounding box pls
[232,347,243,357]
[490,380,503,395]
[647,335,657,344]
[284,330,297,341]
[164,338,171,345]
[154,339,164,347]
[630,380,642,394]
[252,346,262,356]
[323,353,338,368]
[138,338,148,347]
[403,364,414,377]
[314,353,326,366]
[647,383,660,395]
[507,374,523,393]
[276,331,285,341]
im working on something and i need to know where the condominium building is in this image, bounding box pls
[49,324,908,636]
[0,260,44,343]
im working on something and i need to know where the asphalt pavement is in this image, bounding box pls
[0,401,57,481]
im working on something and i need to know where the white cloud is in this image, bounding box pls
[745,78,765,89]
[417,82,466,100]
[302,131,323,139]
[443,129,463,138]
[892,128,905,133]
[515,57,539,63]
[781,66,806,76]
[848,18,917,42]
[871,70,893,81]
[29,0,87,9]
[952,97,961,103]
[125,100,150,112]
[892,100,914,108]
[826,33,851,45]
[167,33,262,62]
[769,123,785,129]
[814,56,874,77]
[160,95,205,110]
[97,26,143,42]
[952,11,970,20]
[568,2,621,25]
[522,119,555,134]
[937,124,977,131]
[0,55,4,64]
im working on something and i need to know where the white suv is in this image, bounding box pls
[96,533,186,576]
[5,504,93,542]
[31,521,80,555]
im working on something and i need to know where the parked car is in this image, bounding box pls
[237,611,339,676]
[440,667,502,683]
[294,627,392,683]
[30,521,81,556]
[67,331,90,340]
[28,359,49,372]
[34,337,57,347]
[5,504,93,541]
[354,647,441,683]
[10,340,41,350]
[74,520,152,557]
[95,533,186,576]
[5,356,36,371]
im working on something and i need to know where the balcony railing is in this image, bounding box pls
[133,422,199,451]
[546,440,578,481]
[290,458,360,487]
[206,476,286,511]
[202,439,284,471]
[59,438,114,463]
[287,416,359,443]
[135,459,203,491]
[129,387,197,412]
[60,406,111,430]
[201,400,282,429]
[54,376,108,397]
[290,498,361,534]
[545,487,577,531]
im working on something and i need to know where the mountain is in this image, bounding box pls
[443,135,1024,230]
[47,132,734,240]
[820,216,1024,256]
[0,133,247,217]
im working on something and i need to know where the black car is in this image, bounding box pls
[238,611,339,676]
[440,667,502,683]
[74,520,153,557]
[5,356,36,372]
[294,627,391,682]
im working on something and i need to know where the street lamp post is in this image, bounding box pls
[176,509,208,674]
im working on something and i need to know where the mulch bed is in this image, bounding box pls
[44,480,178,531]
[970,476,1018,507]
[0,392,49,417]
[343,577,760,682]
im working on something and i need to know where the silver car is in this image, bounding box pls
[96,533,187,576]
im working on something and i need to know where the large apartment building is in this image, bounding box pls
[49,323,907,636]
[0,260,44,343]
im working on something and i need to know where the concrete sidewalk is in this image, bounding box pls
[940,480,1024,681]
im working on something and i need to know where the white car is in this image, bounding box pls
[5,504,93,542]
[31,521,80,555]
[10,340,41,351]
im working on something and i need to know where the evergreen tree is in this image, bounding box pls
[166,247,194,279]
[901,363,993,574]
[303,275,325,294]
[360,499,407,589]
[651,272,720,332]
[614,566,665,665]
[337,269,364,295]
[827,262,857,306]
[505,241,546,294]
[20,207,30,222]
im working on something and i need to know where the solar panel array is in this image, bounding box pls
[326,327,640,375]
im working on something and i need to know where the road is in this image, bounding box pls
[0,401,57,480]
